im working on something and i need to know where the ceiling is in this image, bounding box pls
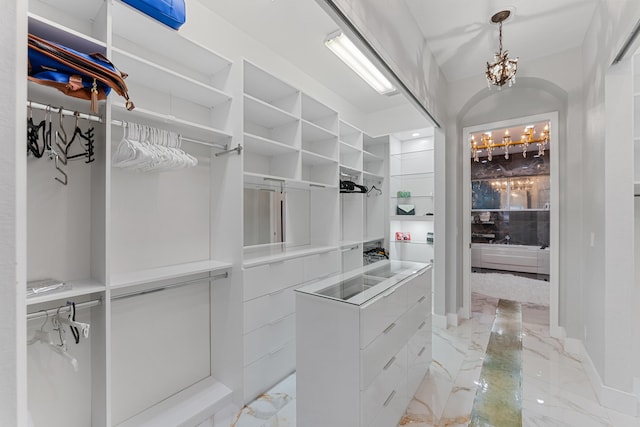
[404,0,599,82]
[199,0,409,115]
[200,0,598,115]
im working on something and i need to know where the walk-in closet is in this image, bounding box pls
[21,0,435,426]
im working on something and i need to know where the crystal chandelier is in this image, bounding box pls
[470,124,550,162]
[486,10,518,89]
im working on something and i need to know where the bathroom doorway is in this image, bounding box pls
[462,112,560,336]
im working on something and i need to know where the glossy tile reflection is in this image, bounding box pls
[225,287,640,427]
[469,299,522,427]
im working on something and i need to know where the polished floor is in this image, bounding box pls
[218,279,640,426]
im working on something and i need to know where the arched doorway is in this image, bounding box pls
[456,78,566,338]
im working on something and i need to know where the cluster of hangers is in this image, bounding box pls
[112,122,198,171]
[340,179,382,196]
[27,102,95,185]
[27,301,91,372]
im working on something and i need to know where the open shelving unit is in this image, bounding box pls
[389,131,435,263]
[25,2,238,426]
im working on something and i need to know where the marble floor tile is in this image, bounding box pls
[229,281,639,427]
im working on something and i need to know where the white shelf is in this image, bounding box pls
[116,377,233,427]
[390,215,434,221]
[243,244,339,268]
[301,150,338,166]
[471,208,551,212]
[390,172,434,178]
[244,133,298,156]
[244,94,299,128]
[111,103,232,144]
[302,120,338,142]
[110,260,232,290]
[339,240,361,248]
[301,94,338,133]
[339,121,363,149]
[26,278,105,306]
[340,165,362,177]
[28,13,106,53]
[362,171,384,181]
[112,1,232,78]
[363,150,384,162]
[244,172,291,185]
[111,48,231,109]
[244,61,300,114]
[390,148,434,156]
[391,195,433,199]
[340,141,362,156]
[391,240,433,245]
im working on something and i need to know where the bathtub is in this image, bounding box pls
[471,243,550,275]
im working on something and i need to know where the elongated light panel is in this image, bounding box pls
[325,32,395,95]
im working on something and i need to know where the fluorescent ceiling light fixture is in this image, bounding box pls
[412,132,420,137]
[325,31,395,95]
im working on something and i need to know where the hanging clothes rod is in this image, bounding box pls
[111,119,242,156]
[111,271,229,302]
[27,101,242,155]
[27,101,102,123]
[27,298,102,321]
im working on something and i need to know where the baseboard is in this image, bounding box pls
[550,324,565,341]
[564,337,639,416]
[447,312,459,327]
[432,313,447,329]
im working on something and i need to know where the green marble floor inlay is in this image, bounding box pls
[469,299,523,427]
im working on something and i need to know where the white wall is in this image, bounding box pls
[581,0,640,398]
[0,0,27,425]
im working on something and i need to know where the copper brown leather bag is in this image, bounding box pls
[28,33,134,113]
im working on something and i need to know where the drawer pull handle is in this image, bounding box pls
[383,390,396,407]
[418,296,426,303]
[418,346,426,357]
[418,321,427,330]
[269,288,286,297]
[341,245,359,252]
[269,346,286,357]
[269,315,287,326]
[383,322,396,334]
[383,356,396,370]
[382,288,397,298]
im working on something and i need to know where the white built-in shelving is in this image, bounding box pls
[25,1,236,426]
[389,131,435,263]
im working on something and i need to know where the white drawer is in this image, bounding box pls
[360,282,408,348]
[369,376,408,427]
[362,346,407,426]
[405,298,430,338]
[243,284,297,333]
[406,268,430,307]
[243,257,304,301]
[243,339,296,403]
[408,342,430,397]
[408,316,431,364]
[361,312,408,390]
[304,250,339,282]
[244,313,296,366]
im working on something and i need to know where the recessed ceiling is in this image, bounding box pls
[404,0,598,82]
[199,0,409,115]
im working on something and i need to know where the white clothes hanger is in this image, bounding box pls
[27,311,79,372]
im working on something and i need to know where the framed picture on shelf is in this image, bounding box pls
[395,231,411,241]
